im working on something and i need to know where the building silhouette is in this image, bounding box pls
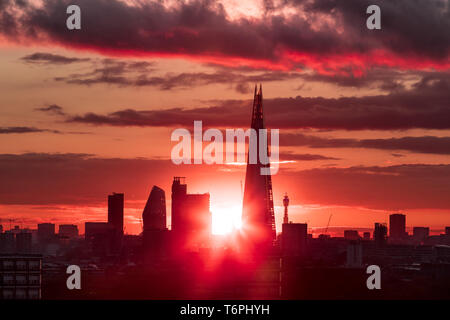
[108,193,124,252]
[344,230,360,241]
[143,186,167,231]
[389,213,406,242]
[142,186,169,259]
[413,227,430,244]
[58,224,79,238]
[171,177,210,251]
[283,194,289,224]
[374,223,387,247]
[85,222,115,256]
[282,223,307,257]
[241,85,276,248]
[37,223,55,244]
[16,232,32,253]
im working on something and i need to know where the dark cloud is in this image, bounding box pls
[0,153,226,205]
[35,104,66,116]
[0,126,60,134]
[21,52,90,64]
[53,58,301,92]
[0,0,448,70]
[65,74,450,130]
[281,152,340,161]
[280,133,450,155]
[1,153,449,211]
[281,164,450,210]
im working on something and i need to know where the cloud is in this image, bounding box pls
[35,104,66,116]
[0,126,60,134]
[281,152,340,161]
[280,133,450,155]
[0,0,449,71]
[281,164,450,210]
[20,52,90,65]
[65,74,450,130]
[1,153,449,211]
[52,57,301,92]
[0,153,222,205]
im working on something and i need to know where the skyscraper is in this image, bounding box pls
[374,223,387,247]
[389,213,406,241]
[171,177,211,251]
[108,193,124,252]
[242,85,276,248]
[142,186,168,260]
[142,186,166,231]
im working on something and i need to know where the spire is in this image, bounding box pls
[242,83,276,248]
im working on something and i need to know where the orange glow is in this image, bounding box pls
[211,204,242,235]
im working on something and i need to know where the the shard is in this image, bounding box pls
[241,84,276,247]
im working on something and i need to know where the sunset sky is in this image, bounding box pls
[0,0,449,235]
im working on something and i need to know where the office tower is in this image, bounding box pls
[413,227,430,243]
[242,85,276,248]
[0,225,3,234]
[16,232,32,253]
[446,227,450,236]
[108,193,124,252]
[171,177,211,251]
[58,224,79,238]
[282,223,307,257]
[142,186,166,231]
[344,230,360,241]
[283,193,289,225]
[108,193,124,235]
[374,223,387,247]
[142,186,168,259]
[37,223,55,243]
[0,254,42,299]
[363,232,371,240]
[389,213,406,241]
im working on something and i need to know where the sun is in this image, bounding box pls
[211,204,242,235]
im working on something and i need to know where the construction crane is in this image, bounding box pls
[324,213,333,235]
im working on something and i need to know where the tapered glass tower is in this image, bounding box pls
[242,85,276,247]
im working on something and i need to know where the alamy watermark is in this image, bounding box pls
[171,121,279,175]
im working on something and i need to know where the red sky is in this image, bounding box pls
[0,0,449,235]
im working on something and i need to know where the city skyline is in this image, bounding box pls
[0,0,449,236]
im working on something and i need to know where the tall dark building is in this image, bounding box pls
[171,177,210,251]
[374,223,387,247]
[142,186,166,231]
[108,193,124,252]
[241,85,276,248]
[389,213,406,241]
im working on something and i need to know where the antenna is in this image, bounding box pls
[325,213,333,235]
